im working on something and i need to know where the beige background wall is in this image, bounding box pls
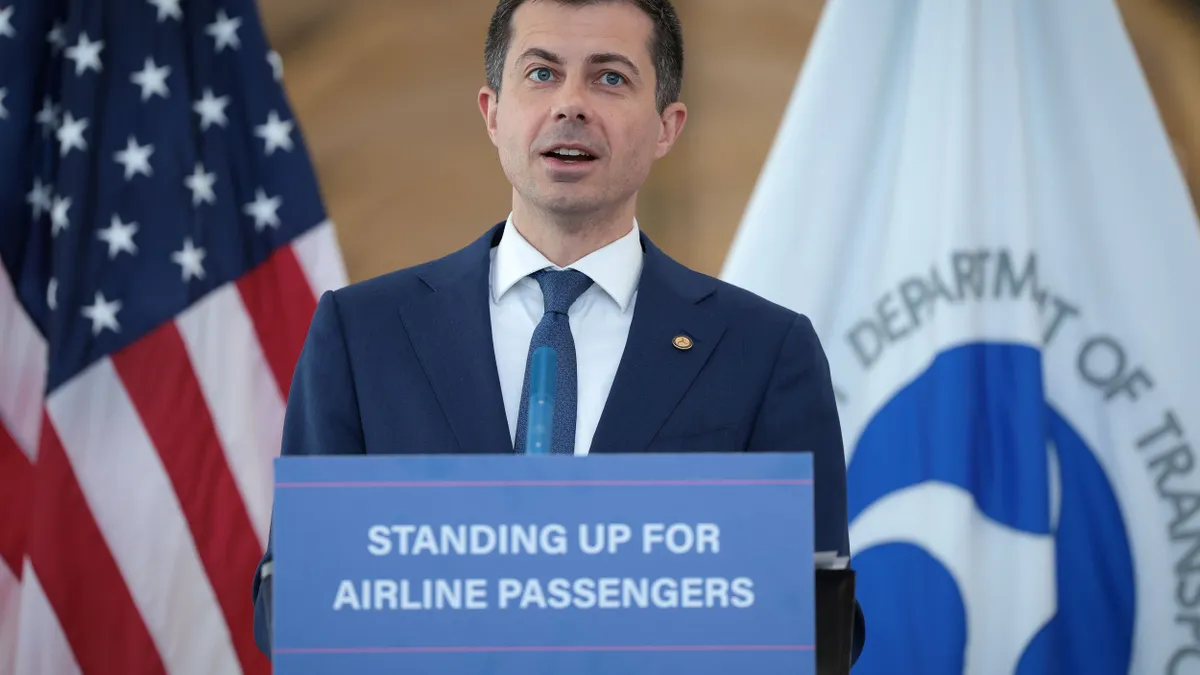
[256,0,1200,284]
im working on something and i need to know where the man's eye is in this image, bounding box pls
[601,72,624,86]
[528,68,553,82]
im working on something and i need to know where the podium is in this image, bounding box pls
[268,452,857,674]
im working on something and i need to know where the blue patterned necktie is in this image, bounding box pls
[513,268,594,455]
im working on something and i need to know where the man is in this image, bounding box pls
[252,0,863,664]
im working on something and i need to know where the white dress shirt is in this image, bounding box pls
[489,215,642,456]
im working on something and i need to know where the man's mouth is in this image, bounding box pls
[542,147,597,163]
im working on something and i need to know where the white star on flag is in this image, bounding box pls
[46,21,65,53]
[243,188,283,231]
[114,136,154,180]
[255,110,294,155]
[49,195,71,236]
[47,277,58,311]
[131,57,171,101]
[26,178,52,220]
[193,88,230,130]
[65,32,104,75]
[0,87,7,119]
[267,51,284,82]
[171,238,207,281]
[0,5,14,39]
[56,112,88,156]
[146,0,182,22]
[36,97,59,135]
[97,215,139,259]
[184,163,217,205]
[206,10,242,52]
[81,291,122,335]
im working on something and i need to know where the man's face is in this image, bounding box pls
[480,1,686,220]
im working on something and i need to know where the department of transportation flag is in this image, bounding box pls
[721,0,1200,672]
[0,0,347,672]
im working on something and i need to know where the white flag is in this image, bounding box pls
[721,0,1200,673]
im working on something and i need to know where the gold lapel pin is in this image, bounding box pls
[673,335,693,350]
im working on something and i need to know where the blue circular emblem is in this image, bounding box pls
[846,343,1135,673]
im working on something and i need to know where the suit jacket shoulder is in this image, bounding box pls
[640,234,820,356]
[324,223,501,317]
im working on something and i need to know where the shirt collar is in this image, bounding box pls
[491,213,642,312]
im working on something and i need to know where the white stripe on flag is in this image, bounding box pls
[0,556,20,675]
[0,263,47,461]
[12,564,81,675]
[46,359,240,675]
[292,220,349,295]
[176,286,286,548]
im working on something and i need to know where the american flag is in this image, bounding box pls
[0,0,347,672]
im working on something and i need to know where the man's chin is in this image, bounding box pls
[530,191,608,217]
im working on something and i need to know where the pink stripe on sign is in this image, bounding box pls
[276,479,812,489]
[276,644,815,654]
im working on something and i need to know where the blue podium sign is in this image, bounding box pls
[271,452,814,674]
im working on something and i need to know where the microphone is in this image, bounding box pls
[524,346,557,454]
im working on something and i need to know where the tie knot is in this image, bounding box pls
[532,268,593,315]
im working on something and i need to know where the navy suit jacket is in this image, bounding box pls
[252,222,863,662]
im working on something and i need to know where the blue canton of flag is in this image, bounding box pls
[0,0,348,673]
[0,0,329,391]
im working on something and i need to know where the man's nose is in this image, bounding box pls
[551,78,591,122]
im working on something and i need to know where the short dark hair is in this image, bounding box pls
[484,0,684,113]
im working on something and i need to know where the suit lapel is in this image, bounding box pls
[590,236,727,454]
[399,225,514,454]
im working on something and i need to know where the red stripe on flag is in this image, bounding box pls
[0,423,31,579]
[28,415,166,675]
[237,245,319,399]
[111,323,271,675]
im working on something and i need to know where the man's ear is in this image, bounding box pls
[479,86,499,146]
[654,101,687,159]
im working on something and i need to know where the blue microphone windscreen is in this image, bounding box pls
[525,346,557,454]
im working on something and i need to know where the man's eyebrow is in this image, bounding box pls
[516,47,563,65]
[516,48,641,79]
[588,52,640,78]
